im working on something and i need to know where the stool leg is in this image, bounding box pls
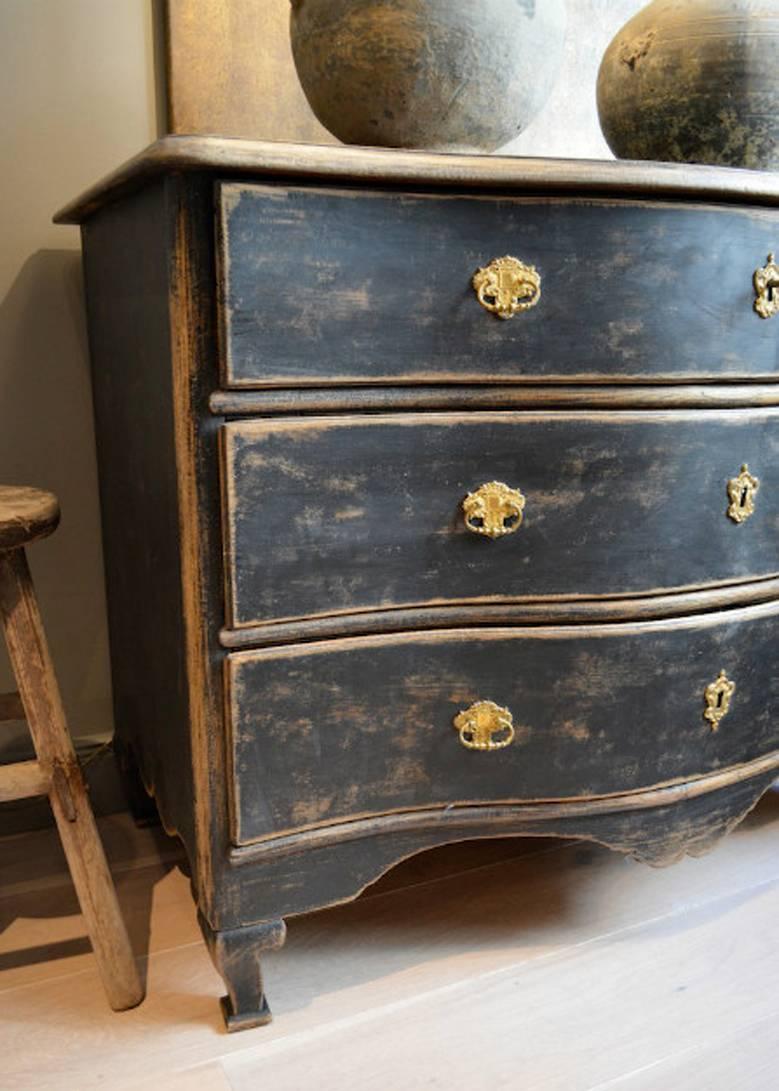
[0,548,144,1011]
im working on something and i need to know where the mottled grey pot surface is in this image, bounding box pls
[289,0,567,152]
[597,0,779,169]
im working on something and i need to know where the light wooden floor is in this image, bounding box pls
[1,791,778,1091]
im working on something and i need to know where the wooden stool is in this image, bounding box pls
[0,486,143,1011]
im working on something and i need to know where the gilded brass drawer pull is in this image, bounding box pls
[473,255,541,319]
[727,464,759,524]
[463,481,526,539]
[704,670,735,732]
[754,253,779,319]
[454,701,515,751]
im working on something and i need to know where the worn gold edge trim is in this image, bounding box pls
[210,384,779,416]
[228,750,779,863]
[54,134,779,224]
[218,425,240,633]
[219,576,779,646]
[221,407,779,433]
[224,598,779,664]
[219,179,779,213]
[218,372,779,392]
[222,635,241,849]
[168,184,217,908]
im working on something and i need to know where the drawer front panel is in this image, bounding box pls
[227,603,779,844]
[222,410,779,627]
[218,183,779,388]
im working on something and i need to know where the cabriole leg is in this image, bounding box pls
[198,912,287,1031]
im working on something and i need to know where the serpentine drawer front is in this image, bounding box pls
[218,183,779,387]
[60,138,779,1031]
[227,601,779,845]
[221,409,779,627]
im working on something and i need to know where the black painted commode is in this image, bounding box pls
[56,136,779,1031]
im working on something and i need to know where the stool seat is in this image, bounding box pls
[0,486,60,551]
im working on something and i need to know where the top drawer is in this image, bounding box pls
[217,183,779,388]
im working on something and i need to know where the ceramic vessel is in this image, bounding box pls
[597,0,779,169]
[289,0,567,152]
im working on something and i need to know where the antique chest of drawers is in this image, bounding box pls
[57,138,779,1030]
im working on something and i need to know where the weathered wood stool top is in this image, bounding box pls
[0,486,60,552]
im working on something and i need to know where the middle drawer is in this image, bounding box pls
[221,409,779,628]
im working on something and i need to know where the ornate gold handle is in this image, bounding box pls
[453,701,515,751]
[727,464,759,524]
[462,481,526,539]
[704,670,735,731]
[754,253,779,319]
[473,255,541,319]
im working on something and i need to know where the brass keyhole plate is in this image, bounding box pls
[727,464,759,524]
[704,671,735,731]
[754,253,779,319]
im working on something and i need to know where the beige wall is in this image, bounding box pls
[1,0,641,755]
[503,0,643,159]
[166,0,642,156]
[0,0,157,752]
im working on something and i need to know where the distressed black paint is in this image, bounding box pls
[228,604,779,844]
[219,184,779,387]
[224,411,779,626]
[232,771,778,923]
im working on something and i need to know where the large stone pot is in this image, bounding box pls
[597,0,779,169]
[289,0,567,152]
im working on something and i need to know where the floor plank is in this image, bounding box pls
[0,863,198,992]
[0,817,542,992]
[589,1012,779,1091]
[0,794,776,1091]
[127,1061,233,1091]
[221,880,779,1091]
[0,813,181,897]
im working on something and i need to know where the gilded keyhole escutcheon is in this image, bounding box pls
[453,701,515,752]
[462,481,526,539]
[703,671,735,732]
[754,253,779,319]
[727,464,759,524]
[472,256,541,319]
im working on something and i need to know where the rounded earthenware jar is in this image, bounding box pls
[289,0,567,152]
[597,0,779,169]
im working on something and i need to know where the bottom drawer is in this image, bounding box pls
[226,600,779,846]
